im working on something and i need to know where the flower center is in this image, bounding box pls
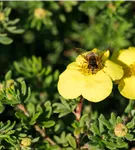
[78,61,103,75]
[79,62,91,75]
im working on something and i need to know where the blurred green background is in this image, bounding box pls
[1,1,135,72]
[1,0,135,120]
[0,1,135,149]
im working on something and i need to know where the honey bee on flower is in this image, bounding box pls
[58,48,124,102]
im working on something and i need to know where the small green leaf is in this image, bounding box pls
[125,133,134,141]
[0,120,11,132]
[26,102,35,116]
[90,122,100,135]
[116,116,122,124]
[0,36,13,45]
[116,142,128,148]
[5,121,16,133]
[66,134,76,149]
[48,145,60,150]
[54,120,64,133]
[32,137,40,143]
[21,81,27,96]
[99,114,112,129]
[110,113,116,126]
[80,114,88,127]
[102,141,116,149]
[99,121,105,134]
[126,118,135,129]
[0,102,5,114]
[5,70,12,80]
[24,87,31,103]
[44,101,52,118]
[6,27,24,34]
[15,112,27,121]
[42,120,55,128]
[29,112,41,125]
[53,136,61,144]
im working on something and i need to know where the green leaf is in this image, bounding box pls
[42,120,55,128]
[48,145,60,150]
[44,101,52,118]
[0,102,5,114]
[5,121,16,133]
[5,70,12,80]
[6,27,24,34]
[21,81,27,96]
[110,113,116,126]
[15,112,27,121]
[99,114,112,129]
[90,122,100,135]
[54,120,64,133]
[126,118,135,129]
[0,120,11,132]
[125,133,134,141]
[29,112,41,125]
[102,141,116,149]
[53,136,61,144]
[116,116,123,124]
[32,137,40,143]
[53,102,72,118]
[24,87,31,103]
[58,109,71,118]
[80,114,88,127]
[115,142,128,148]
[99,121,105,134]
[8,18,20,25]
[4,7,11,16]
[26,102,35,116]
[66,134,76,149]
[0,36,13,45]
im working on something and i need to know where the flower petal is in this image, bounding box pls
[102,50,110,61]
[67,62,80,70]
[57,69,84,99]
[103,60,124,81]
[81,71,112,102]
[117,47,135,66]
[118,76,135,99]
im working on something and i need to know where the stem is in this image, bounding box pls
[73,96,84,148]
[73,96,84,121]
[17,104,56,146]
[80,144,90,150]
[17,104,30,117]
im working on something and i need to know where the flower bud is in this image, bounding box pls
[21,138,31,147]
[0,12,5,21]
[114,123,128,137]
[34,8,46,19]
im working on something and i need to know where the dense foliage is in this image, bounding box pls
[0,1,135,150]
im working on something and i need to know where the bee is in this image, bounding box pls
[85,50,107,74]
[85,52,99,74]
[73,47,107,74]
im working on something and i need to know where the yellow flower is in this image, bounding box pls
[113,47,135,99]
[57,49,123,102]
[34,8,46,19]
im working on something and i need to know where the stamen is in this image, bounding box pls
[78,62,91,75]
